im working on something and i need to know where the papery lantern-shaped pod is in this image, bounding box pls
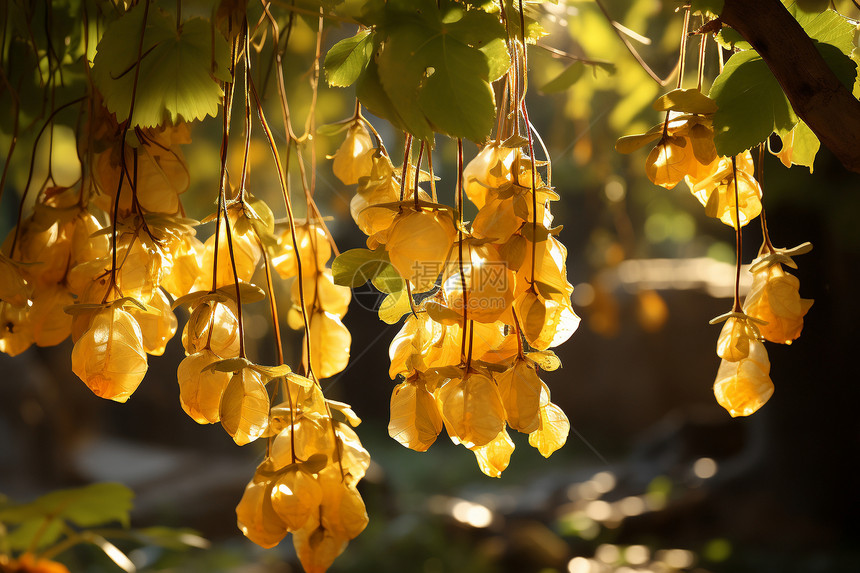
[162,234,204,298]
[713,339,773,417]
[471,194,524,244]
[317,466,369,541]
[497,359,544,433]
[71,211,110,264]
[303,310,351,379]
[463,144,518,209]
[71,305,148,403]
[291,268,351,319]
[443,240,515,324]
[12,217,74,290]
[528,384,570,457]
[115,238,166,302]
[645,136,696,190]
[516,235,574,299]
[514,290,580,351]
[716,316,759,362]
[388,375,444,452]
[0,302,34,357]
[177,349,230,424]
[236,472,289,548]
[270,411,337,470]
[743,263,813,345]
[201,216,262,288]
[438,370,506,449]
[130,289,177,356]
[28,284,74,347]
[0,254,31,307]
[270,467,324,531]
[471,427,515,478]
[386,209,457,293]
[332,121,374,185]
[334,421,371,486]
[273,223,332,279]
[94,124,191,216]
[292,513,349,573]
[690,152,762,229]
[182,300,241,357]
[220,367,270,445]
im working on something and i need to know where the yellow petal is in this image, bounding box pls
[713,340,773,417]
[71,307,148,403]
[528,393,570,457]
[472,427,515,478]
[177,349,230,424]
[304,311,351,379]
[219,368,270,445]
[236,476,288,548]
[438,372,506,449]
[388,379,443,451]
[497,360,543,433]
[270,468,323,531]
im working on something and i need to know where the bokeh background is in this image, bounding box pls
[2,1,860,572]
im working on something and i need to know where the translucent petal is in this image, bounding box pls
[714,340,773,417]
[270,468,323,531]
[219,368,270,445]
[71,307,148,403]
[177,349,230,424]
[388,379,443,451]
[472,427,515,478]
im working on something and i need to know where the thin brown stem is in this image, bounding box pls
[731,155,742,313]
[413,140,425,210]
[399,133,413,203]
[456,138,469,363]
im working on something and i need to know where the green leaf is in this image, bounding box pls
[375,5,497,142]
[5,518,64,551]
[332,248,390,287]
[371,263,405,294]
[444,6,509,82]
[356,57,410,134]
[540,62,585,94]
[324,30,373,87]
[777,120,820,172]
[92,4,231,127]
[0,483,134,529]
[787,5,857,56]
[710,51,797,156]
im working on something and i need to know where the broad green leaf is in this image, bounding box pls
[445,7,509,81]
[356,57,410,134]
[777,120,820,172]
[332,248,390,287]
[540,62,585,94]
[653,88,718,114]
[0,483,134,528]
[5,518,64,551]
[92,4,231,127]
[371,264,405,294]
[324,30,373,87]
[787,5,857,56]
[710,51,797,156]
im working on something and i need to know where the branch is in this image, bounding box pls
[719,0,860,173]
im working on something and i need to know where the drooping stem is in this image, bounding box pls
[456,138,469,363]
[399,133,413,203]
[521,100,539,293]
[757,144,775,253]
[249,77,315,381]
[676,6,691,90]
[731,155,742,313]
[414,140,425,210]
[696,29,707,92]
